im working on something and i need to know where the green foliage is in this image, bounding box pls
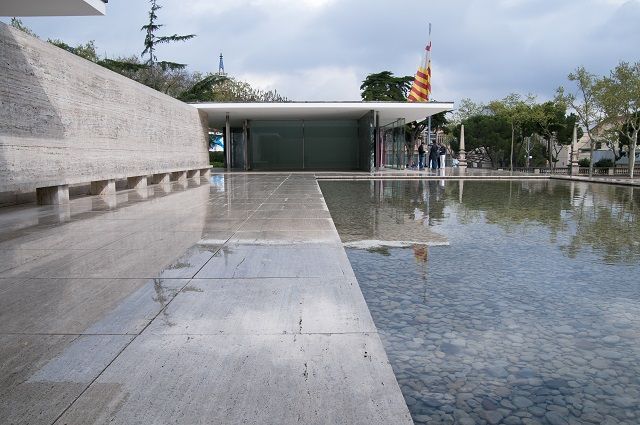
[209,151,224,164]
[178,74,228,102]
[578,158,591,167]
[98,55,200,97]
[487,93,538,169]
[528,140,548,167]
[594,159,614,168]
[360,71,448,151]
[531,101,568,141]
[179,75,288,103]
[453,98,487,123]
[557,66,603,176]
[451,93,585,168]
[404,112,450,150]
[10,18,38,37]
[99,58,149,73]
[360,71,413,101]
[454,114,512,167]
[556,114,583,145]
[596,61,640,176]
[48,39,100,62]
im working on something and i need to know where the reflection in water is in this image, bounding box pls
[320,180,450,247]
[320,180,640,425]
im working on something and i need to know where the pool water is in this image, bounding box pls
[320,180,640,425]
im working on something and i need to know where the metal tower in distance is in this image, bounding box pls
[217,53,227,76]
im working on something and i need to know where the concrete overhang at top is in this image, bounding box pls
[192,101,454,127]
[0,0,107,16]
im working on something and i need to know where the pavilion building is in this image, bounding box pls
[194,101,453,171]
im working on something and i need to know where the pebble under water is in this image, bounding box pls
[320,179,640,425]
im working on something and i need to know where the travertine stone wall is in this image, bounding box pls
[0,22,209,194]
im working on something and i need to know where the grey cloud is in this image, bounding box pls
[4,0,639,103]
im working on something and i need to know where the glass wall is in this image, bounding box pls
[381,119,406,169]
[358,111,375,172]
[230,128,245,170]
[248,120,362,170]
[304,121,359,169]
[250,121,303,170]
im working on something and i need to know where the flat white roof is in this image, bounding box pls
[193,101,454,127]
[1,0,106,16]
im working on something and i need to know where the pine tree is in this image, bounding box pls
[141,0,195,70]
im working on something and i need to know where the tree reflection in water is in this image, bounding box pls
[321,179,639,265]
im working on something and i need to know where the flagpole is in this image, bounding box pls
[426,23,432,167]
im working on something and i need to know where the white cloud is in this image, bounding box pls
[238,66,362,101]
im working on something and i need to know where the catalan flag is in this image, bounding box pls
[408,32,432,102]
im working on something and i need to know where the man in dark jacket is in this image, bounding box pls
[429,143,439,169]
[418,142,426,169]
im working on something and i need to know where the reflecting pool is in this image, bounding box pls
[320,180,640,425]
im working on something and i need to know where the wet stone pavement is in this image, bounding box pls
[321,179,640,425]
[0,174,411,425]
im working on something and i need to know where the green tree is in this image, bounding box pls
[404,111,450,162]
[141,0,196,70]
[453,114,512,167]
[360,71,413,101]
[179,75,288,103]
[557,67,603,177]
[48,39,100,62]
[489,94,536,171]
[596,61,640,177]
[555,113,582,166]
[452,98,487,124]
[178,74,229,102]
[531,101,579,169]
[360,70,445,162]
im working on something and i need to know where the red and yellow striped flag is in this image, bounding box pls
[408,40,431,102]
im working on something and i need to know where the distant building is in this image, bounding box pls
[557,121,621,166]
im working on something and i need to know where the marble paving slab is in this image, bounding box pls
[56,333,412,425]
[0,173,412,425]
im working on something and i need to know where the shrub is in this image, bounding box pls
[594,159,614,168]
[209,151,224,164]
[578,158,590,167]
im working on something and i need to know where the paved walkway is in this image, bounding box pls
[549,174,640,187]
[0,174,411,424]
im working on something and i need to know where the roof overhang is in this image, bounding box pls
[1,0,106,16]
[192,101,454,127]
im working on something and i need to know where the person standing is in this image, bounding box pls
[439,143,446,169]
[418,142,426,170]
[429,143,439,169]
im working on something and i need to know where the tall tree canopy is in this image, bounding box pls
[596,61,640,177]
[179,75,288,103]
[488,94,536,171]
[531,101,579,168]
[360,71,413,101]
[454,114,512,167]
[141,0,196,70]
[557,67,603,176]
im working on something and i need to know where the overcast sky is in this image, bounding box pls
[4,0,639,104]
